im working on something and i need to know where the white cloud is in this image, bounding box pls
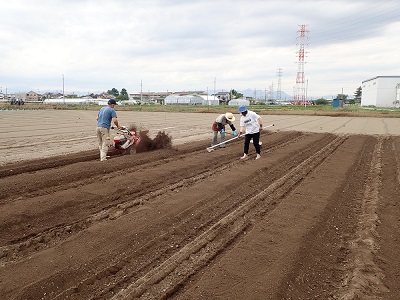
[0,0,399,98]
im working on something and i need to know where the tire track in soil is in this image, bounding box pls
[335,137,389,299]
[273,135,398,300]
[378,137,400,299]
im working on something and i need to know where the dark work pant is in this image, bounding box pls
[244,132,260,154]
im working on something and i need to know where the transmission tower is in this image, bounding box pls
[277,68,282,102]
[294,24,309,105]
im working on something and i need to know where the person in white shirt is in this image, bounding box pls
[238,105,263,160]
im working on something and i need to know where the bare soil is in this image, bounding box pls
[1,109,400,299]
[1,125,400,299]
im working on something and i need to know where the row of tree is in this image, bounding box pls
[107,88,129,100]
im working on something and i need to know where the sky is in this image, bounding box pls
[1,0,399,99]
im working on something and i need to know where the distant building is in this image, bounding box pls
[25,91,40,101]
[361,76,400,108]
[164,95,204,105]
[228,98,250,106]
[198,95,219,106]
[214,91,230,104]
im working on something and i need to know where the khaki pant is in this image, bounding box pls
[211,121,226,147]
[96,127,111,161]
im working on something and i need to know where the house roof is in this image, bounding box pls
[214,91,229,96]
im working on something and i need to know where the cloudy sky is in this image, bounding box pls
[1,0,399,98]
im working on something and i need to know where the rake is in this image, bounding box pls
[206,124,274,152]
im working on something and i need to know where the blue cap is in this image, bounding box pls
[108,99,117,105]
[238,105,247,113]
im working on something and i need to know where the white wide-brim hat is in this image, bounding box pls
[225,112,235,121]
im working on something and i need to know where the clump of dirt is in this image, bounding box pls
[125,124,172,153]
[109,124,172,154]
[136,130,172,153]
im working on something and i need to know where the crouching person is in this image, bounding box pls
[211,112,237,148]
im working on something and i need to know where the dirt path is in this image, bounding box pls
[1,125,400,299]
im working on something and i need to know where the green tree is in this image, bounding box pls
[230,89,244,99]
[116,88,129,100]
[315,98,329,105]
[353,86,362,103]
[107,88,119,97]
[120,88,128,96]
[336,93,348,101]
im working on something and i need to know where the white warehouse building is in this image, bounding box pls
[361,76,400,108]
[164,95,204,105]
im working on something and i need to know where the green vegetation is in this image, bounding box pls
[2,102,399,118]
[315,98,330,105]
[106,87,129,101]
[230,89,244,99]
[353,86,362,103]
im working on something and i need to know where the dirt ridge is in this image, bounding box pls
[1,131,400,299]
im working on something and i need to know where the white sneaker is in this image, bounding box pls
[255,154,261,160]
[240,154,248,160]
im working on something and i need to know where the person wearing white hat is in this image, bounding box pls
[211,112,237,148]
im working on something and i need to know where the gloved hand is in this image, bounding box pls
[220,129,225,134]
[259,125,263,131]
[233,130,237,137]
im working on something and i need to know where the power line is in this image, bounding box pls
[311,1,400,44]
[313,0,400,34]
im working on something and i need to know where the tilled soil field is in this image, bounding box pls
[1,128,400,300]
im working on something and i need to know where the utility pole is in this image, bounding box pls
[277,68,283,102]
[62,74,65,104]
[213,77,216,101]
[140,80,143,103]
[270,82,274,102]
[265,88,267,103]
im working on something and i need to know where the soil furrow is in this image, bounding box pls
[1,132,333,299]
[275,135,378,299]
[0,132,304,253]
[110,136,347,299]
[337,137,388,298]
[377,137,400,299]
[2,130,400,300]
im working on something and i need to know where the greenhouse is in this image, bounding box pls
[228,99,250,106]
[164,95,204,105]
